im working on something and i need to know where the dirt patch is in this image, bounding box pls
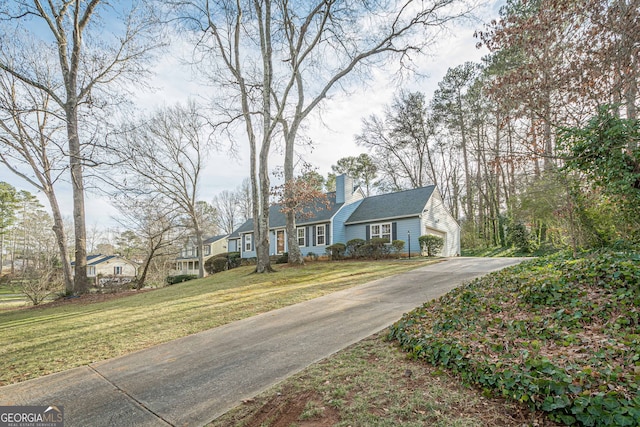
[211,336,560,427]
[239,388,340,427]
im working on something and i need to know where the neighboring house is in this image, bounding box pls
[71,254,138,286]
[229,174,461,258]
[173,234,228,276]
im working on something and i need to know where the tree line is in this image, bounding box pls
[340,0,639,253]
[0,0,637,295]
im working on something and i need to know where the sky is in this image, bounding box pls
[0,0,503,233]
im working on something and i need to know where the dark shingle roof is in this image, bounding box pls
[345,186,436,224]
[71,254,122,266]
[228,193,343,236]
[267,192,343,228]
[228,219,253,239]
[203,234,228,244]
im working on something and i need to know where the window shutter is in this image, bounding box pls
[392,222,397,241]
[365,225,370,241]
[326,224,330,245]
[312,226,316,246]
[306,226,310,247]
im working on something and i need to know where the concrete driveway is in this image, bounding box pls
[0,257,524,427]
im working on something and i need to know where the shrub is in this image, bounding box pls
[226,252,242,268]
[325,243,346,260]
[306,252,318,261]
[506,221,531,253]
[207,257,229,274]
[166,274,197,285]
[346,239,366,258]
[371,237,392,259]
[15,269,63,306]
[205,252,242,274]
[355,238,392,259]
[276,252,289,264]
[418,235,444,256]
[357,243,375,259]
[390,240,405,257]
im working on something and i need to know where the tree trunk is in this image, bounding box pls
[67,106,88,294]
[137,243,157,290]
[0,233,4,275]
[195,225,206,278]
[284,127,304,265]
[46,189,73,294]
[255,136,274,273]
[458,92,473,224]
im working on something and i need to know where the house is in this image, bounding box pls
[71,254,138,286]
[173,234,228,276]
[229,174,460,258]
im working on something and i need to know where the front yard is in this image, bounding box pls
[0,259,432,386]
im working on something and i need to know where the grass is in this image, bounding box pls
[210,334,557,427]
[209,249,640,427]
[461,244,559,258]
[0,258,433,386]
[0,282,34,309]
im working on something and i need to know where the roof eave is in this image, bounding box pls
[344,214,420,226]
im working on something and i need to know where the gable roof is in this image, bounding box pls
[203,234,228,244]
[71,254,133,266]
[269,192,343,228]
[229,192,343,236]
[345,185,436,225]
[228,219,253,239]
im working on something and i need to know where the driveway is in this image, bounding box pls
[0,257,524,427]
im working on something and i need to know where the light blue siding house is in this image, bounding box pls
[229,174,461,258]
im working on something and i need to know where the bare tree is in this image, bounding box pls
[113,195,184,288]
[177,0,471,268]
[115,101,215,278]
[357,92,440,192]
[0,68,74,292]
[237,178,253,225]
[213,190,240,235]
[0,1,164,293]
[331,154,378,196]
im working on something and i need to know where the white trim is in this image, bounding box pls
[297,227,306,247]
[244,233,253,252]
[345,214,418,226]
[370,222,392,243]
[315,224,326,246]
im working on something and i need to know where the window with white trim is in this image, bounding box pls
[316,225,326,246]
[88,266,96,276]
[297,227,306,247]
[371,223,392,243]
[114,266,123,275]
[244,234,253,251]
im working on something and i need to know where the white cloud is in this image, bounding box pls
[0,1,498,230]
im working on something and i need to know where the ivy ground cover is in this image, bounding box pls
[388,250,640,426]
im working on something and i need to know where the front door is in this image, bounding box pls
[276,230,285,254]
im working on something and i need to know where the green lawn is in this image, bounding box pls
[0,259,434,386]
[0,282,30,309]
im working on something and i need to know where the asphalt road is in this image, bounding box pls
[0,257,525,427]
